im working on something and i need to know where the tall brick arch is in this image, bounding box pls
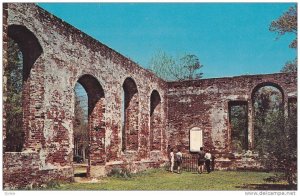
[122,77,139,151]
[4,24,45,152]
[3,3,297,189]
[249,82,285,149]
[75,74,106,171]
[150,90,162,151]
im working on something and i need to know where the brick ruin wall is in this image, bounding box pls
[3,3,168,189]
[3,3,297,189]
[167,73,297,169]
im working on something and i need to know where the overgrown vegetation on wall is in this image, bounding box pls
[253,86,297,185]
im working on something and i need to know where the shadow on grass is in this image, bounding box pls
[236,184,297,190]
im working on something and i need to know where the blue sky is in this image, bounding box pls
[39,3,296,79]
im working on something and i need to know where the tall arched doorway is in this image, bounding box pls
[122,77,139,151]
[4,25,43,152]
[74,74,105,177]
[252,84,284,152]
[150,90,162,151]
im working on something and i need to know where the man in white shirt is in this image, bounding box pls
[204,151,212,173]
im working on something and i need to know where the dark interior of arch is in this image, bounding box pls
[150,90,161,116]
[123,78,138,109]
[122,77,139,151]
[8,25,43,80]
[150,90,162,151]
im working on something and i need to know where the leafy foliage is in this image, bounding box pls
[148,51,203,81]
[5,38,24,152]
[281,58,297,73]
[269,5,297,73]
[269,5,297,49]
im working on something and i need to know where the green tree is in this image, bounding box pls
[269,5,297,73]
[5,38,24,152]
[253,86,297,185]
[253,86,283,154]
[148,51,203,81]
[258,111,297,186]
[269,5,297,49]
[281,58,297,73]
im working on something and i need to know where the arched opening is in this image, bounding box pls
[74,75,105,177]
[122,78,139,151]
[73,83,88,176]
[252,84,284,153]
[150,90,162,151]
[4,25,43,152]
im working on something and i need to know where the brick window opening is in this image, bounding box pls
[252,85,283,151]
[228,101,248,152]
[122,78,139,151]
[150,90,162,151]
[4,25,43,152]
[76,75,105,166]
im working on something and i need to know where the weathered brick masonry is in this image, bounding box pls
[167,73,297,169]
[3,3,297,189]
[3,3,168,189]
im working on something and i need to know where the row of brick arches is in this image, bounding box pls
[4,24,163,160]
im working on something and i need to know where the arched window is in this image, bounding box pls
[122,78,139,151]
[75,75,105,166]
[252,84,284,151]
[4,25,43,152]
[150,90,162,151]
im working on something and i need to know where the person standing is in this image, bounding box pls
[197,147,205,174]
[169,148,175,173]
[204,150,212,173]
[176,149,183,174]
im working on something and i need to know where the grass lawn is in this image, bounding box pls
[52,169,293,191]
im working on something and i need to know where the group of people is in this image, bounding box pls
[169,148,183,173]
[169,147,213,174]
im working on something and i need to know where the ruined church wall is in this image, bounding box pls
[4,3,168,188]
[167,73,297,169]
[3,3,297,189]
